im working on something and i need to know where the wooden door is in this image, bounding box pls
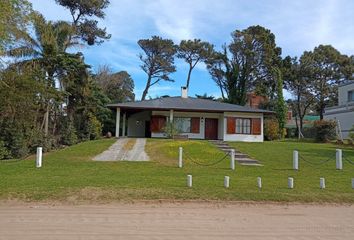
[204,118,218,140]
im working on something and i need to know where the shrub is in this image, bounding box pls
[264,119,279,141]
[59,119,78,146]
[87,113,103,140]
[162,122,180,138]
[0,121,29,158]
[0,140,9,160]
[313,120,336,142]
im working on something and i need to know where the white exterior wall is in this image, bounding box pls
[151,111,223,139]
[324,106,354,139]
[223,112,264,142]
[218,114,224,139]
[127,111,151,137]
[338,82,354,106]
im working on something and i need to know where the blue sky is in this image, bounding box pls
[29,0,354,100]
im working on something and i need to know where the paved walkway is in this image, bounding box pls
[209,140,262,166]
[93,138,149,161]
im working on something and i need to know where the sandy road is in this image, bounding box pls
[0,202,353,240]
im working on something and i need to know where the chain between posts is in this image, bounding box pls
[343,156,354,165]
[298,154,334,166]
[183,150,230,167]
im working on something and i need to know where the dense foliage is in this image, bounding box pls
[206,25,282,105]
[0,0,32,55]
[138,36,177,100]
[0,1,134,159]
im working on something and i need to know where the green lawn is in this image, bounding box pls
[1,138,354,203]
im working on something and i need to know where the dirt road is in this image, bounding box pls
[0,202,353,240]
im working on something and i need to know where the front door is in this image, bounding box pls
[145,121,151,138]
[204,118,218,140]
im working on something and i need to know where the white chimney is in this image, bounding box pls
[181,86,188,98]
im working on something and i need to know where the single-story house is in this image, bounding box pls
[107,87,272,142]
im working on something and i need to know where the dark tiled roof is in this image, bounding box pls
[107,97,272,113]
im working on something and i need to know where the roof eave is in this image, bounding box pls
[106,104,273,114]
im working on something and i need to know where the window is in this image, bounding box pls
[348,91,354,102]
[174,117,191,133]
[235,118,251,134]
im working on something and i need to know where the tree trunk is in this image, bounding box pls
[299,115,304,131]
[141,75,152,101]
[44,105,49,137]
[295,115,300,139]
[186,66,193,88]
[319,99,325,120]
[296,100,303,131]
[219,85,225,100]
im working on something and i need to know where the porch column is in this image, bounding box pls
[122,112,126,137]
[169,109,174,123]
[115,107,120,138]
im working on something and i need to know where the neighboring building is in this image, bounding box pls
[324,81,354,138]
[285,112,320,137]
[245,93,267,109]
[107,87,272,142]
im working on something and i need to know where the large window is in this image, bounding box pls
[348,91,354,102]
[235,118,251,134]
[174,117,191,133]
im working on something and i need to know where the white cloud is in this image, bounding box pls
[28,0,354,100]
[144,0,196,41]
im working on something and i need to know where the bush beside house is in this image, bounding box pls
[264,119,280,140]
[313,120,337,142]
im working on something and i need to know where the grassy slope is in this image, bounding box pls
[228,141,354,202]
[0,138,354,202]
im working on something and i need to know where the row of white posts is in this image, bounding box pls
[179,147,235,170]
[293,149,343,170]
[186,175,354,189]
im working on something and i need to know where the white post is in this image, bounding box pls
[320,178,326,189]
[224,176,230,188]
[36,147,42,168]
[257,177,262,189]
[178,147,183,168]
[115,107,121,138]
[288,177,294,189]
[352,179,354,189]
[187,175,192,187]
[293,150,299,170]
[122,112,126,137]
[230,149,235,170]
[336,149,342,170]
[169,109,174,123]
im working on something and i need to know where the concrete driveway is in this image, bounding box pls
[93,138,149,161]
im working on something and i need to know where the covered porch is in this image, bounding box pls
[114,108,224,140]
